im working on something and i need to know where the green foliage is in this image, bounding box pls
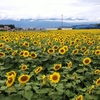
[0,30,100,100]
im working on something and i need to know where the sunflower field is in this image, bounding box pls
[0,29,100,100]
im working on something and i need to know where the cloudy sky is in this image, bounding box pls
[0,0,100,22]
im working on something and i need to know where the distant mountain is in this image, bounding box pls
[72,24,100,29]
[0,18,99,28]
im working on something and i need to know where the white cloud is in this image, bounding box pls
[0,0,100,22]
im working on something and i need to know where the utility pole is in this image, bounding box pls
[61,14,63,28]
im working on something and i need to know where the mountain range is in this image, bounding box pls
[0,18,99,28]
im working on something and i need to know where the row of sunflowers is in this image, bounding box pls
[0,29,100,100]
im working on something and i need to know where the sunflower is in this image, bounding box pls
[23,50,29,57]
[23,41,29,47]
[15,37,19,41]
[21,64,28,71]
[54,38,58,42]
[62,46,68,52]
[81,46,86,52]
[0,43,5,48]
[34,66,43,74]
[42,75,46,85]
[89,85,94,94]
[48,42,52,46]
[6,75,15,87]
[19,51,24,56]
[54,64,62,71]
[76,95,83,100]
[66,74,70,78]
[83,49,89,56]
[92,50,95,54]
[47,48,55,55]
[5,38,10,42]
[94,69,100,74]
[18,74,30,84]
[83,57,91,65]
[43,47,46,53]
[19,42,23,47]
[38,42,41,48]
[30,52,37,58]
[5,47,12,52]
[0,52,5,58]
[68,61,72,68]
[50,72,60,84]
[60,41,64,46]
[72,49,79,55]
[6,71,16,78]
[95,50,100,56]
[75,38,80,42]
[59,47,66,55]
[11,50,18,56]
[53,45,59,50]
[74,75,78,80]
[70,41,75,45]
[1,36,5,40]
[33,41,37,45]
[96,78,100,86]
[96,46,100,49]
[65,40,69,44]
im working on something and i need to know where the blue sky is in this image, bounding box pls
[0,0,100,22]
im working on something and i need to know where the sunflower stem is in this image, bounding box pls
[23,86,25,100]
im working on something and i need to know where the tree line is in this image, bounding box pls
[0,24,15,29]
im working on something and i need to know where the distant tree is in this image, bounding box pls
[0,24,4,27]
[58,27,62,30]
[0,24,15,29]
[8,24,15,29]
